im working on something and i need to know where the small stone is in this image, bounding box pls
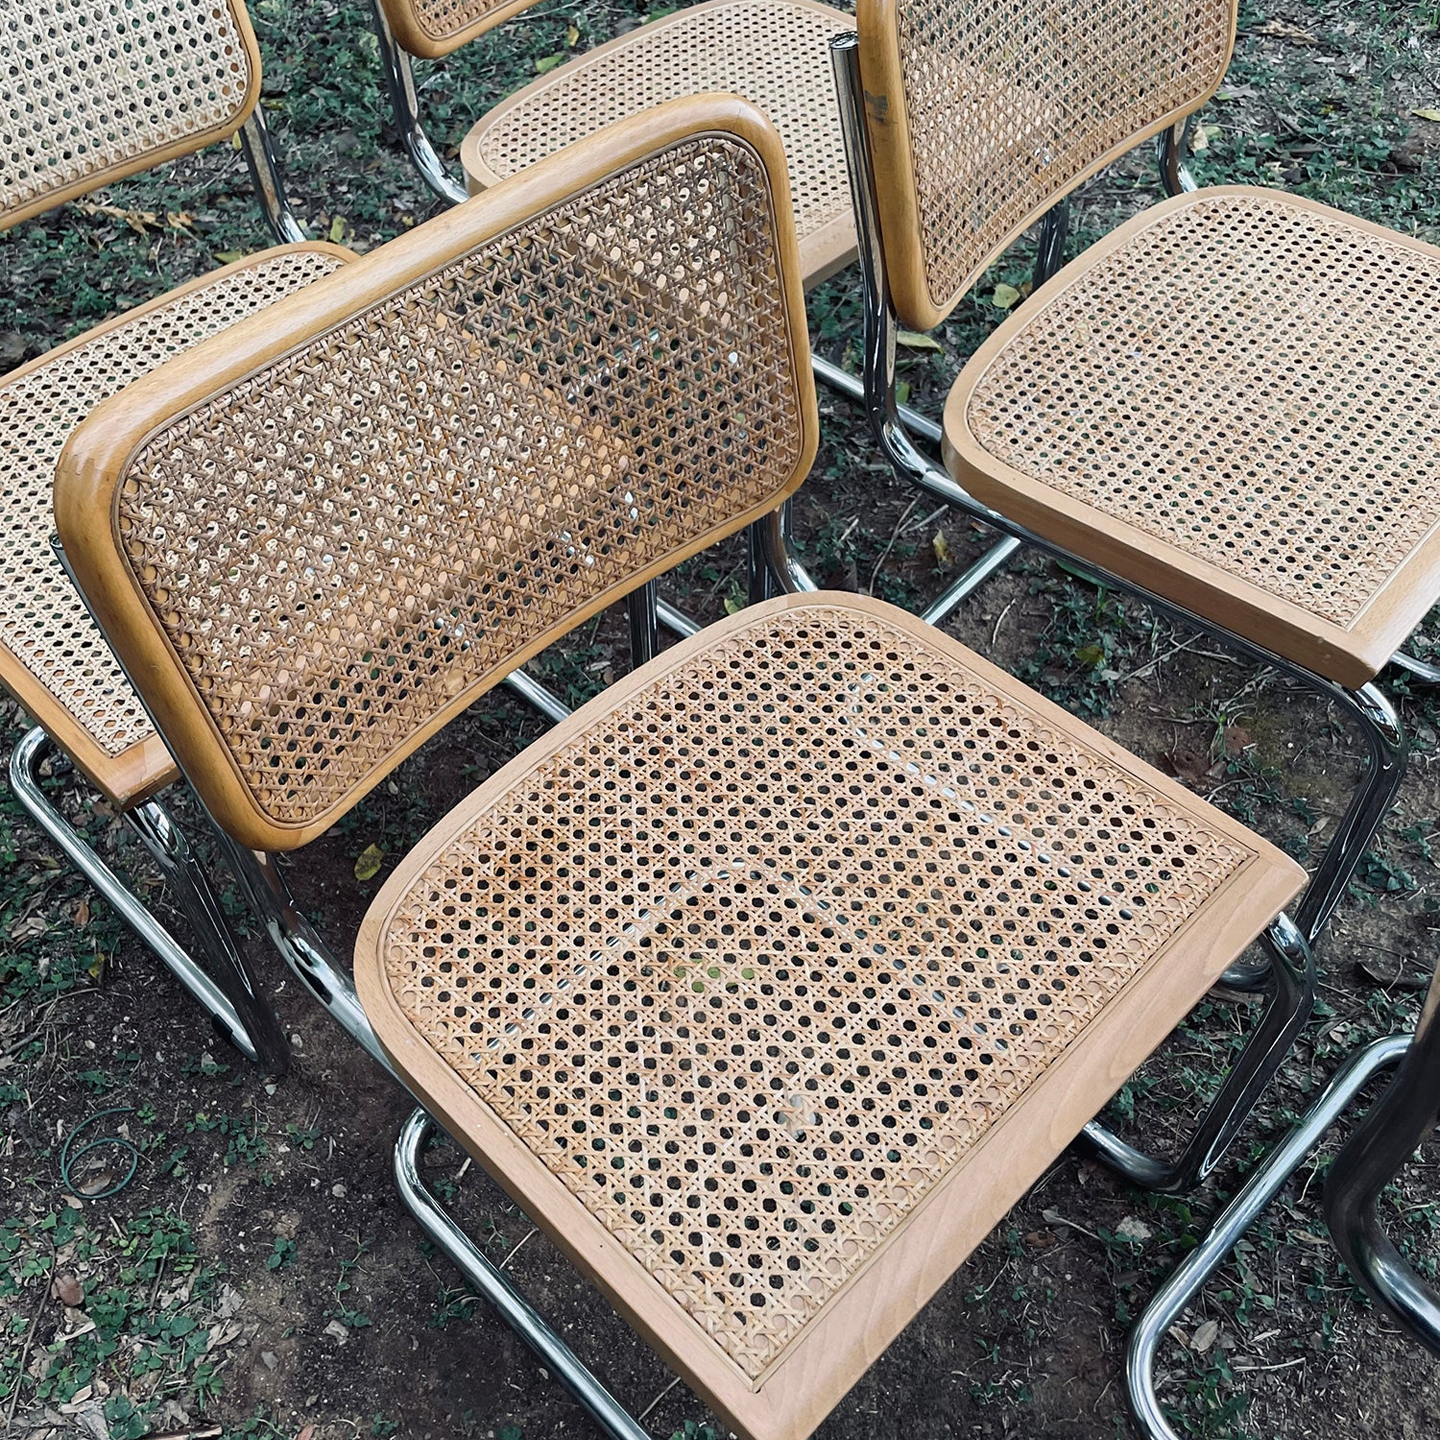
[1115,1216,1153,1244]
[261,1351,279,1370]
[323,1319,349,1345]
[332,1183,347,1198]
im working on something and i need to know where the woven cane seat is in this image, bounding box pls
[944,187,1440,689]
[458,0,857,287]
[356,592,1302,1440]
[1,0,262,229]
[0,244,350,806]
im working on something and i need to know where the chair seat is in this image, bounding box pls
[943,186,1440,688]
[0,243,350,807]
[458,0,857,289]
[355,593,1302,1440]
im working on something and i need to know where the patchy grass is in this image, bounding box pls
[2,2,1439,1439]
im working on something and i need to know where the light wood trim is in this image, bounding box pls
[0,242,356,810]
[855,0,1239,332]
[355,590,1303,1440]
[943,185,1440,689]
[377,0,541,59]
[54,96,818,853]
[1,0,264,233]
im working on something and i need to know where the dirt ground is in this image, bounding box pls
[3,3,1440,1440]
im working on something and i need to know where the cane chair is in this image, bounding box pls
[834,3,1429,1025]
[1129,953,1440,1439]
[0,0,358,1068]
[53,94,1310,1440]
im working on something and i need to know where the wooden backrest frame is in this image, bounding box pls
[376,0,542,58]
[54,95,818,854]
[1,0,263,231]
[856,0,1239,331]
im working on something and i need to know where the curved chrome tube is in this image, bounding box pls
[1126,1032,1413,1439]
[1157,116,1199,197]
[238,110,306,245]
[369,0,469,206]
[8,727,268,1066]
[394,1110,651,1440]
[1323,964,1440,1354]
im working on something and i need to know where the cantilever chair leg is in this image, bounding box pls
[237,110,306,245]
[1323,970,1440,1352]
[396,1111,650,1440]
[9,727,288,1070]
[1082,914,1314,1193]
[1128,962,1440,1440]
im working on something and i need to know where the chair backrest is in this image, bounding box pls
[856,0,1238,330]
[1,0,264,230]
[54,94,818,854]
[377,0,539,58]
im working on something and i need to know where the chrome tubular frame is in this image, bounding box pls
[369,0,470,207]
[830,31,1406,1184]
[1322,964,1440,1353]
[8,727,281,1069]
[1128,961,1440,1438]
[626,580,659,669]
[237,110,307,245]
[1157,115,1199,197]
[1081,913,1313,1192]
[395,1110,650,1440]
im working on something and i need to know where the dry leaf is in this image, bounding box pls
[896,328,943,352]
[566,23,579,44]
[1414,109,1440,123]
[354,843,385,882]
[73,899,90,928]
[328,215,348,244]
[535,52,565,73]
[931,530,953,565]
[51,1273,84,1307]
[1191,1319,1220,1352]
[991,282,1021,310]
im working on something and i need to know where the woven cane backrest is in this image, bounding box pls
[1,0,262,230]
[56,99,817,853]
[856,0,1237,329]
[377,0,539,58]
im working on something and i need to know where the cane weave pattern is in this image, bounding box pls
[1,0,256,226]
[113,136,804,832]
[0,248,345,779]
[889,0,1233,313]
[466,1,854,263]
[962,191,1440,628]
[378,600,1256,1378]
[383,0,519,49]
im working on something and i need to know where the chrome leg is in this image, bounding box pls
[8,727,266,1065]
[369,0,469,206]
[1126,1033,1413,1440]
[1031,199,1069,288]
[502,669,572,726]
[395,1111,651,1440]
[1323,965,1440,1354]
[755,506,814,597]
[1390,650,1440,685]
[1082,913,1314,1192]
[237,110,306,245]
[809,354,943,449]
[1157,115,1199,197]
[208,828,397,1078]
[656,598,700,639]
[125,798,290,1073]
[626,581,659,669]
[920,534,1023,627]
[1294,681,1406,945]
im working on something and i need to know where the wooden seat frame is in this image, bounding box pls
[53,97,1312,1440]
